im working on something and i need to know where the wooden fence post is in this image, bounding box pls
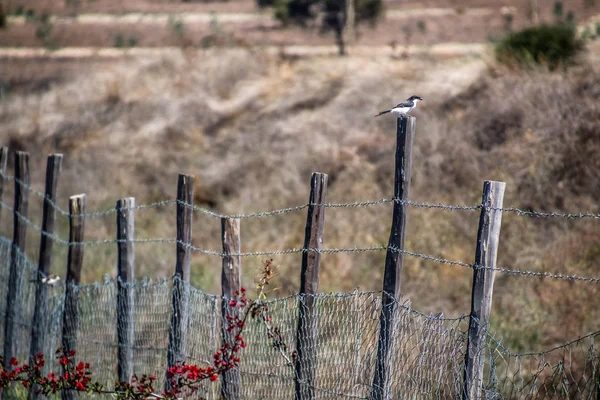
[61,194,86,400]
[30,154,63,397]
[116,197,135,383]
[294,172,328,400]
[221,218,241,400]
[166,174,193,389]
[370,116,415,400]
[3,151,29,368]
[0,146,8,224]
[462,180,505,400]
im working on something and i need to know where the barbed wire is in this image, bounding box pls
[492,206,600,220]
[474,264,600,283]
[5,171,600,220]
[1,202,599,284]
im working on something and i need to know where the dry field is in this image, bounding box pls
[1,39,600,353]
[1,0,599,48]
[1,0,600,355]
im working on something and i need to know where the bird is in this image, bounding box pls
[29,274,61,286]
[375,95,423,117]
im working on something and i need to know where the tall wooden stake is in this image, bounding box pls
[221,218,241,400]
[294,172,328,400]
[462,180,505,400]
[3,151,30,369]
[166,174,193,389]
[370,116,415,400]
[30,154,63,398]
[61,194,86,400]
[0,147,8,225]
[116,197,135,383]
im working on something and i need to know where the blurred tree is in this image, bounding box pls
[258,0,383,55]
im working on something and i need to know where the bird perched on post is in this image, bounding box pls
[375,95,423,117]
[30,274,61,286]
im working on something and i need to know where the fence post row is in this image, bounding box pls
[166,174,193,390]
[294,172,328,400]
[3,151,29,369]
[61,194,86,400]
[0,146,8,224]
[370,116,415,400]
[30,154,63,398]
[116,197,135,383]
[221,217,241,400]
[462,180,505,400]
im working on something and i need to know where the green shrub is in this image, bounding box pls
[114,34,138,48]
[496,23,584,70]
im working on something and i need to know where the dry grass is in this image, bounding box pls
[1,47,600,353]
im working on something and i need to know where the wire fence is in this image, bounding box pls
[4,171,600,221]
[2,236,600,399]
[2,171,600,286]
[4,161,600,400]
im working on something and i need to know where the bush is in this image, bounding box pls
[114,34,138,48]
[496,23,584,70]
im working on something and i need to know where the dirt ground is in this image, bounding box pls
[1,0,599,48]
[5,0,600,16]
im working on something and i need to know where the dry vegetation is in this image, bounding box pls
[2,0,599,49]
[1,41,600,354]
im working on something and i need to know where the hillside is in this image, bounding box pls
[1,40,600,352]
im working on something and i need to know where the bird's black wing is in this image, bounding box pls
[394,101,411,108]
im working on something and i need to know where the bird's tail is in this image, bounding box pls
[374,110,391,117]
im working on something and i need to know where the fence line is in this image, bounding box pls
[2,237,600,399]
[2,199,600,284]
[3,115,600,399]
[2,231,598,361]
[5,171,600,221]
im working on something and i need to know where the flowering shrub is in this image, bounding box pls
[1,259,294,399]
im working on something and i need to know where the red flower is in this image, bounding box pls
[9,358,18,366]
[76,362,85,370]
[75,381,85,391]
[229,300,236,307]
[59,357,69,366]
[210,374,218,382]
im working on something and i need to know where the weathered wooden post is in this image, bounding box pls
[3,151,30,368]
[166,174,193,389]
[370,116,415,400]
[61,194,86,400]
[294,172,328,400]
[462,180,505,400]
[30,154,62,398]
[221,218,241,400]
[0,147,8,224]
[116,197,135,383]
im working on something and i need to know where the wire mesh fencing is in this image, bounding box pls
[2,235,600,399]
